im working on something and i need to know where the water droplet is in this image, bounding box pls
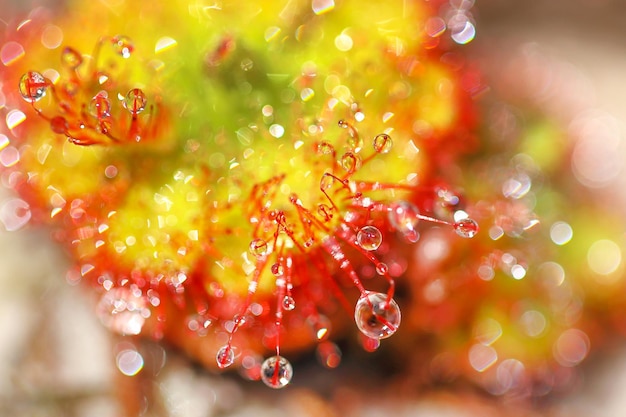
[260,355,293,389]
[111,35,134,58]
[316,141,334,155]
[18,71,47,102]
[271,263,284,276]
[356,225,382,251]
[123,88,147,114]
[317,204,333,221]
[216,345,235,369]
[373,133,393,154]
[388,201,420,241]
[61,46,83,69]
[347,134,363,153]
[341,152,361,173]
[454,218,479,238]
[282,295,296,311]
[319,173,335,190]
[375,262,388,275]
[89,91,111,119]
[249,238,269,258]
[354,292,401,340]
[338,119,349,129]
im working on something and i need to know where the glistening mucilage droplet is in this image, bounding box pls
[354,291,401,340]
[18,71,47,103]
[454,218,479,238]
[123,88,147,115]
[260,355,293,389]
[216,345,235,369]
[373,133,393,154]
[249,238,269,258]
[356,225,383,251]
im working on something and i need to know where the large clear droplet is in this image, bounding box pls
[373,133,393,154]
[18,72,47,103]
[282,295,296,311]
[249,238,269,258]
[319,173,335,190]
[216,345,235,369]
[354,292,401,340]
[123,88,147,115]
[388,201,420,242]
[356,225,382,251]
[341,152,361,173]
[454,218,479,238]
[260,355,293,389]
[89,91,111,119]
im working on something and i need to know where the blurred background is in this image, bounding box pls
[1,0,625,416]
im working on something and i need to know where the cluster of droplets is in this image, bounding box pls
[205,118,478,389]
[12,33,481,390]
[17,36,160,145]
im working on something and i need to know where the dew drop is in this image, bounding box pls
[356,225,382,251]
[271,263,284,276]
[373,133,393,154]
[375,262,388,275]
[347,134,363,153]
[123,88,147,115]
[249,238,269,258]
[338,119,349,129]
[319,173,335,190]
[111,35,134,58]
[260,355,293,389]
[454,218,479,238]
[18,71,47,103]
[354,292,401,340]
[89,91,111,119]
[316,141,334,155]
[388,201,420,242]
[282,295,296,311]
[61,46,83,69]
[341,152,361,173]
[216,345,235,369]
